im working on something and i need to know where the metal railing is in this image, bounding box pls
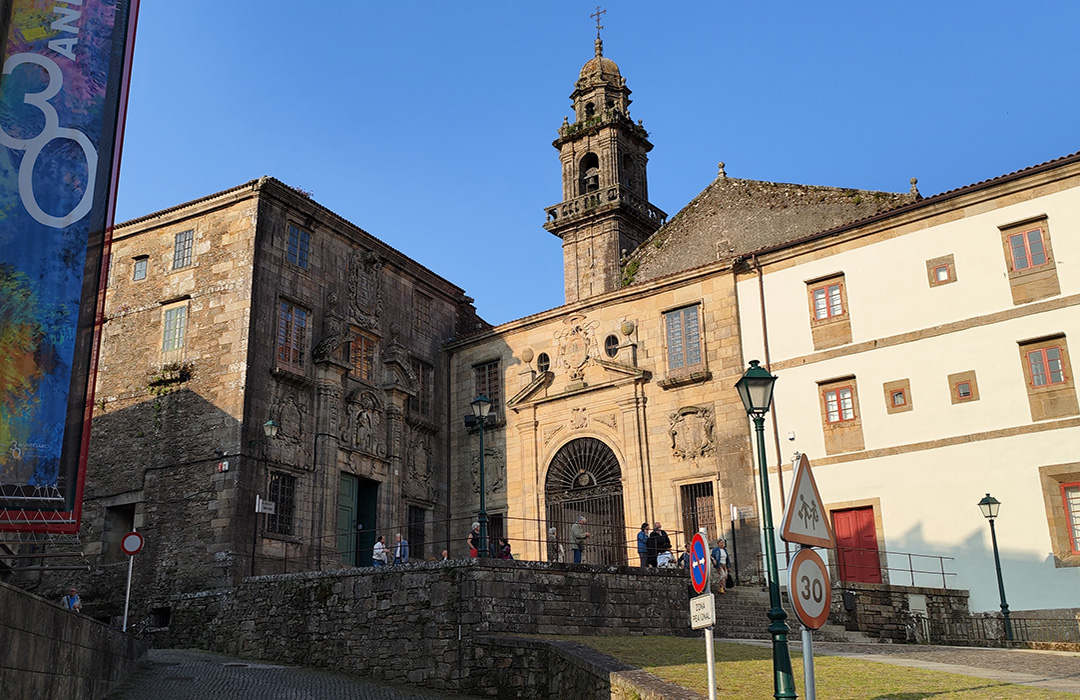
[769,544,956,589]
[914,613,1080,645]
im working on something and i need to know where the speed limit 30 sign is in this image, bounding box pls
[787,547,832,629]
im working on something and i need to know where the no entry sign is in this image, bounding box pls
[120,531,143,556]
[689,532,710,595]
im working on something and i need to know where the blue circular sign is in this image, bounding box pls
[690,533,710,594]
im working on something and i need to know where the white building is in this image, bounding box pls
[736,152,1080,612]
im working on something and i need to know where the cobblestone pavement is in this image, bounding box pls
[105,649,475,700]
[739,639,1080,695]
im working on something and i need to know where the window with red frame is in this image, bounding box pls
[955,381,972,400]
[933,265,950,283]
[824,387,855,422]
[1009,227,1049,271]
[1064,483,1080,554]
[1028,347,1066,387]
[891,389,907,407]
[812,283,844,320]
[277,301,309,371]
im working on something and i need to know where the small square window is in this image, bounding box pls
[891,390,906,407]
[934,266,950,283]
[287,225,310,269]
[133,257,148,281]
[956,382,972,399]
[172,230,194,270]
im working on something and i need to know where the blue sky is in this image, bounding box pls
[115,2,1080,325]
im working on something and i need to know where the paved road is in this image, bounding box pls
[105,649,474,700]
[739,639,1080,695]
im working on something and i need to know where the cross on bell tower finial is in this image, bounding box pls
[591,6,606,56]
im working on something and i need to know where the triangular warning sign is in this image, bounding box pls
[780,454,836,548]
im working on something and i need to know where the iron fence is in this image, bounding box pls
[913,613,1080,645]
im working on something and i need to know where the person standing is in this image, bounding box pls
[498,538,512,559]
[60,587,81,613]
[393,533,409,564]
[547,526,564,563]
[636,522,649,567]
[467,522,480,557]
[570,515,590,564]
[711,538,729,594]
[372,535,388,567]
[647,522,669,568]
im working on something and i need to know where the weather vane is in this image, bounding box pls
[591,6,605,39]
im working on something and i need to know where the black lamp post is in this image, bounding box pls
[250,418,280,576]
[977,493,1013,642]
[465,396,492,558]
[735,360,796,700]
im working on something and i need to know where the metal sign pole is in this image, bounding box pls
[705,626,717,700]
[802,625,815,700]
[122,553,134,632]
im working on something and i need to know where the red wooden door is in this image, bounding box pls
[832,507,882,583]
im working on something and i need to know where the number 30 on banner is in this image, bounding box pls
[0,52,98,228]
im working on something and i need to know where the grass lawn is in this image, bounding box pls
[555,636,1076,700]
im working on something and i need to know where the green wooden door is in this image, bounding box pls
[337,473,358,566]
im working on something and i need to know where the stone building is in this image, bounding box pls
[446,38,913,573]
[58,177,483,616]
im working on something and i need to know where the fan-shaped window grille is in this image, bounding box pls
[545,438,626,566]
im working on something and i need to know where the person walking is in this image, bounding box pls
[636,522,649,567]
[60,586,82,613]
[570,515,590,564]
[393,533,409,564]
[711,538,730,594]
[372,535,388,567]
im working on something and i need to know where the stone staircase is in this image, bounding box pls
[712,585,874,643]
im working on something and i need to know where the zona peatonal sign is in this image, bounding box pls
[0,0,140,532]
[780,453,836,549]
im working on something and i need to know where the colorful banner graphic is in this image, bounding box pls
[0,0,138,531]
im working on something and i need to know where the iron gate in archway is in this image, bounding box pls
[544,437,626,566]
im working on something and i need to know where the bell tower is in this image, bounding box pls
[543,18,666,303]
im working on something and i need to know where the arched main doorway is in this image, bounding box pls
[545,437,626,566]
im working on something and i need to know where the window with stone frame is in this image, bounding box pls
[266,471,297,536]
[1038,463,1080,567]
[818,376,864,454]
[926,254,956,287]
[172,229,194,270]
[286,224,311,269]
[413,292,432,336]
[350,332,377,382]
[276,300,309,373]
[1064,483,1080,556]
[883,378,913,414]
[806,273,851,349]
[409,358,434,419]
[664,304,703,371]
[162,305,188,352]
[946,370,980,405]
[1000,217,1060,305]
[1018,335,1078,421]
[133,256,148,281]
[474,360,501,414]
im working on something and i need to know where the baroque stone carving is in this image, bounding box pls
[471,447,504,496]
[594,412,617,429]
[570,407,588,430]
[273,393,305,445]
[313,307,349,364]
[347,390,385,457]
[669,405,715,467]
[542,424,565,445]
[348,250,382,329]
[554,314,599,381]
[408,436,432,483]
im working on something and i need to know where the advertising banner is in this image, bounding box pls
[0,0,138,531]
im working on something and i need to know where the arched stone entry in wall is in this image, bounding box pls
[544,437,626,566]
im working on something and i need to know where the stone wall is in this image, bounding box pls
[830,581,970,643]
[0,580,147,700]
[160,559,695,693]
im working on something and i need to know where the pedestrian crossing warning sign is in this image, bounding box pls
[780,453,835,548]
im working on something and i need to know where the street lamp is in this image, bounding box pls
[735,360,796,700]
[465,396,492,558]
[978,493,1013,642]
[249,418,280,576]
